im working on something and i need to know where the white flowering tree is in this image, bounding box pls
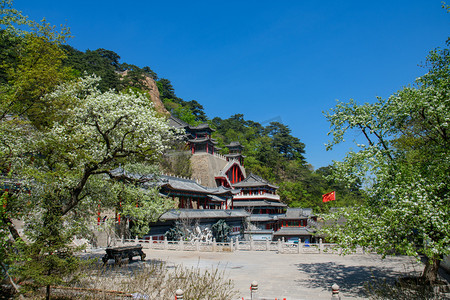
[321,43,450,283]
[1,75,179,296]
[10,74,178,228]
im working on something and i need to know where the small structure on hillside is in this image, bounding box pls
[168,116,218,155]
[224,141,245,165]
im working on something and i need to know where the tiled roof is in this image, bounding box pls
[168,116,189,128]
[158,174,238,196]
[187,137,218,144]
[232,173,278,189]
[273,227,315,236]
[224,153,246,158]
[278,208,314,219]
[189,123,215,131]
[159,209,250,220]
[109,168,239,197]
[247,215,279,222]
[216,160,246,182]
[225,141,244,148]
[232,200,287,208]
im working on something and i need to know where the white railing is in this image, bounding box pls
[212,152,228,161]
[114,237,369,255]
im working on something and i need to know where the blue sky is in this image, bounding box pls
[15,0,449,169]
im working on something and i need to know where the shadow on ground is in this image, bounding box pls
[295,262,407,297]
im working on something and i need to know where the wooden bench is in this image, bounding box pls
[102,245,146,265]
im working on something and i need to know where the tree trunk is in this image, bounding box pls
[422,257,441,284]
[46,284,50,300]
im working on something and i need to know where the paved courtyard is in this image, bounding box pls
[141,249,423,300]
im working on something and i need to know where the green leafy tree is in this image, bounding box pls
[185,100,207,122]
[321,41,450,283]
[1,1,71,126]
[265,122,305,161]
[13,191,82,300]
[61,45,121,91]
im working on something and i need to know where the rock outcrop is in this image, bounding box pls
[119,70,170,116]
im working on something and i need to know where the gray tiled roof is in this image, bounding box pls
[217,160,246,177]
[168,116,189,129]
[247,215,280,222]
[273,227,315,236]
[187,137,218,144]
[159,209,250,220]
[158,174,238,196]
[225,141,244,148]
[232,173,278,189]
[232,200,287,208]
[189,123,215,131]
[243,230,274,234]
[224,153,246,158]
[109,168,239,197]
[278,208,314,219]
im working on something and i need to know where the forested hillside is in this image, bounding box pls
[0,29,364,211]
[55,46,365,212]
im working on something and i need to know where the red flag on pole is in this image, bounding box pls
[322,191,336,202]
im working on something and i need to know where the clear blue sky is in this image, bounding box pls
[15,0,449,169]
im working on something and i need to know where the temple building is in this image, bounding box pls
[157,174,239,210]
[168,116,218,155]
[117,116,317,242]
[214,160,246,188]
[224,141,245,165]
[272,208,318,243]
[231,173,287,214]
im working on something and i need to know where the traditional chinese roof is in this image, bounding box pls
[168,115,189,129]
[232,200,287,208]
[273,227,316,236]
[232,173,278,189]
[157,174,239,197]
[159,209,249,220]
[225,141,244,149]
[277,208,314,220]
[187,137,218,144]
[224,153,246,159]
[109,168,240,199]
[189,123,215,131]
[217,160,246,178]
[247,214,280,222]
[168,116,214,133]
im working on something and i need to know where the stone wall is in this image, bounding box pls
[190,153,229,187]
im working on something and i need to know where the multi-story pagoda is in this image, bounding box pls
[168,116,218,154]
[224,141,245,165]
[272,208,318,243]
[231,173,287,214]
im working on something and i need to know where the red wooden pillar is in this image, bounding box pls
[231,167,234,184]
[97,202,100,225]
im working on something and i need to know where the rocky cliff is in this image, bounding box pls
[120,70,170,116]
